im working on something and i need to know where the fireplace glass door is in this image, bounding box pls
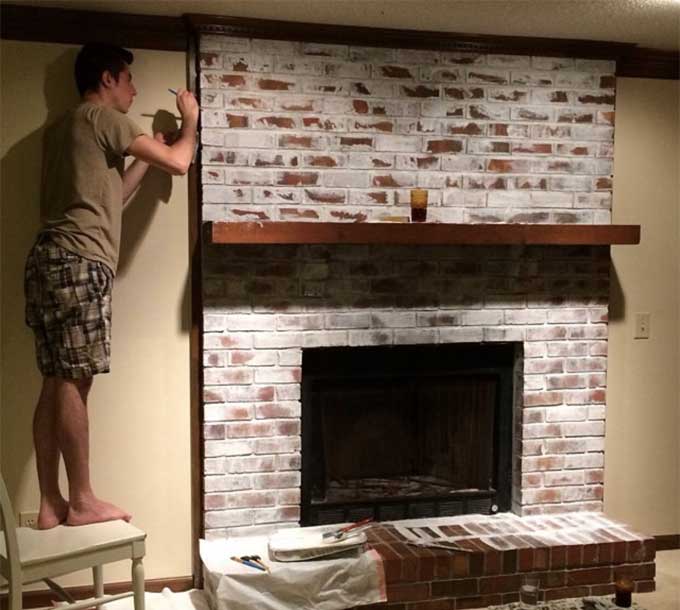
[301,343,517,525]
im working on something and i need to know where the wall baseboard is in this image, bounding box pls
[16,576,194,609]
[655,534,680,551]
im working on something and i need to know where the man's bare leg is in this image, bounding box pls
[52,376,131,526]
[33,376,69,529]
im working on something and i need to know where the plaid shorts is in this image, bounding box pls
[24,237,114,379]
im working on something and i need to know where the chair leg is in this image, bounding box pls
[132,557,145,610]
[93,565,104,599]
[9,585,22,610]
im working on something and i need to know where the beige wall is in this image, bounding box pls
[0,41,192,584]
[1,32,678,593]
[606,78,680,535]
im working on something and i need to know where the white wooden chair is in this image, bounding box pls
[0,474,146,610]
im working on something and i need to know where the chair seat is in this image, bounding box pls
[0,520,145,567]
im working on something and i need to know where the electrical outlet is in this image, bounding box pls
[634,312,651,339]
[19,511,39,528]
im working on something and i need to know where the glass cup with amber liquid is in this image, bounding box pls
[410,189,428,222]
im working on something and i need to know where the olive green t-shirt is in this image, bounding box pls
[40,101,145,274]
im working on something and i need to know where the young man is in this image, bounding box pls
[25,43,199,529]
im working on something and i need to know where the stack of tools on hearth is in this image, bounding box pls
[268,518,373,561]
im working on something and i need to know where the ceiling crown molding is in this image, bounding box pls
[185,13,635,60]
[1,4,677,79]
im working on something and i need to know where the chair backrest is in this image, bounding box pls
[0,473,22,607]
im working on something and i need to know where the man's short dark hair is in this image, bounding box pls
[74,43,134,96]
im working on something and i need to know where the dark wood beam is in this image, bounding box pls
[618,47,679,80]
[0,4,186,51]
[186,13,634,60]
[1,5,676,79]
[208,222,641,246]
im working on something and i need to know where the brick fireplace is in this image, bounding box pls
[199,32,617,539]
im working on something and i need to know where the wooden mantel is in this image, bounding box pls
[208,222,640,246]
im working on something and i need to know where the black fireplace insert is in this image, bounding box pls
[300,343,517,525]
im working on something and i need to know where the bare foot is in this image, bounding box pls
[37,495,69,529]
[66,496,131,526]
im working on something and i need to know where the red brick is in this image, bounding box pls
[221,74,246,87]
[431,578,477,597]
[305,155,340,167]
[303,117,341,130]
[200,52,220,67]
[635,580,655,593]
[524,392,564,407]
[518,548,534,572]
[204,424,225,439]
[426,139,464,154]
[330,210,367,222]
[469,553,484,577]
[628,539,655,562]
[550,546,567,570]
[534,548,549,571]
[279,135,313,148]
[539,570,567,588]
[452,553,470,578]
[353,99,369,113]
[566,567,612,586]
[372,174,412,187]
[383,557,402,584]
[277,172,319,186]
[409,601,453,610]
[417,554,436,582]
[502,550,518,574]
[401,85,439,97]
[385,583,430,602]
[479,574,522,594]
[258,78,295,90]
[204,494,226,509]
[502,592,521,605]
[485,551,502,575]
[582,544,599,566]
[226,114,249,128]
[545,586,589,601]
[400,549,420,582]
[433,551,453,580]
[340,136,374,148]
[566,545,583,568]
[456,595,503,609]
[614,562,655,580]
[355,120,394,132]
[590,584,616,596]
[204,389,225,403]
[279,207,319,220]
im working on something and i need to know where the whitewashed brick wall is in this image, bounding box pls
[199,35,615,224]
[201,243,609,538]
[198,34,616,538]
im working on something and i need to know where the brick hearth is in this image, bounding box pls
[356,513,655,609]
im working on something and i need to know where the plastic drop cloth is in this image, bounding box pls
[200,535,387,610]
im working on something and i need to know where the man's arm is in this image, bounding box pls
[122,133,169,207]
[122,158,150,208]
[126,88,199,176]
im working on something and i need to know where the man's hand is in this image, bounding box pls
[126,89,198,176]
[153,131,179,146]
[174,88,199,124]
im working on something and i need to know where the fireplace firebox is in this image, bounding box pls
[300,343,518,525]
